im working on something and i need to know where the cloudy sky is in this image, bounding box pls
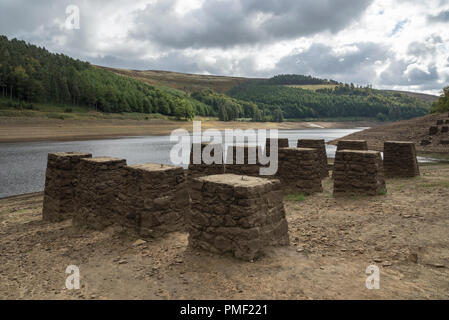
[1,0,448,94]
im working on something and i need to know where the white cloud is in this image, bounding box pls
[0,0,448,94]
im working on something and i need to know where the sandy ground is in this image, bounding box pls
[0,163,448,300]
[330,113,449,156]
[0,117,376,143]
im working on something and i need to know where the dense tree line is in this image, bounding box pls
[0,36,200,120]
[267,74,340,85]
[228,83,430,121]
[430,86,449,113]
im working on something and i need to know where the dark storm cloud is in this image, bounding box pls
[130,0,374,49]
[274,42,392,84]
[428,10,449,22]
[380,59,440,86]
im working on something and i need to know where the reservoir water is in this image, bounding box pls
[0,128,435,198]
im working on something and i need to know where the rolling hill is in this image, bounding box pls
[0,35,440,123]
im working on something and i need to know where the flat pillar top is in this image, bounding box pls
[50,152,91,157]
[298,139,325,143]
[196,174,276,187]
[384,141,415,145]
[82,157,126,164]
[283,147,316,152]
[338,150,379,155]
[338,140,367,143]
[229,144,260,148]
[129,163,182,172]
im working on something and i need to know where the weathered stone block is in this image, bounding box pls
[265,138,289,155]
[42,152,92,222]
[73,157,127,230]
[436,120,444,125]
[297,139,329,178]
[383,141,420,178]
[277,148,323,195]
[225,145,264,177]
[441,126,448,133]
[120,163,189,237]
[188,143,225,178]
[333,150,386,196]
[187,174,289,261]
[429,126,439,135]
[336,140,368,152]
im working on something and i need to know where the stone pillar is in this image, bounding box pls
[188,143,225,178]
[278,148,323,194]
[333,150,386,196]
[429,126,439,135]
[265,138,289,155]
[383,141,420,178]
[73,157,127,230]
[225,145,263,177]
[188,174,289,261]
[121,163,189,237]
[297,139,329,178]
[336,140,368,152]
[42,152,92,222]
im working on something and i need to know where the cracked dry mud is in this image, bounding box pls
[0,163,448,299]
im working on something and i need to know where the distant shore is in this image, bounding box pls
[0,117,376,143]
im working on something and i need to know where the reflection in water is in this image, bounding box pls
[0,127,435,198]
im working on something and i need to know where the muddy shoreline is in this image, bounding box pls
[0,117,376,143]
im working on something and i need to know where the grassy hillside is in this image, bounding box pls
[228,82,431,121]
[1,35,439,123]
[98,66,254,93]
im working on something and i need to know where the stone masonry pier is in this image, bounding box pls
[188,143,225,178]
[278,148,323,195]
[187,174,289,261]
[42,152,92,222]
[121,163,189,237]
[72,157,127,230]
[297,139,329,178]
[225,145,263,177]
[336,140,368,152]
[383,141,420,178]
[333,150,386,196]
[265,138,289,155]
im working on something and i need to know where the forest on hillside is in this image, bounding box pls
[228,82,430,121]
[0,35,433,122]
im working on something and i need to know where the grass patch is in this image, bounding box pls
[285,194,307,202]
[417,181,449,188]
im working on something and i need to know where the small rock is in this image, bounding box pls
[132,239,147,247]
[409,253,418,263]
[382,261,392,267]
[118,260,128,265]
[431,263,445,268]
[374,258,383,263]
[296,248,304,252]
[403,215,412,218]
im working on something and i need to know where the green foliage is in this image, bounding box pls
[228,82,430,121]
[0,35,203,120]
[430,86,449,113]
[285,194,306,202]
[267,74,340,85]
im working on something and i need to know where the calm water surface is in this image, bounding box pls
[0,128,434,198]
